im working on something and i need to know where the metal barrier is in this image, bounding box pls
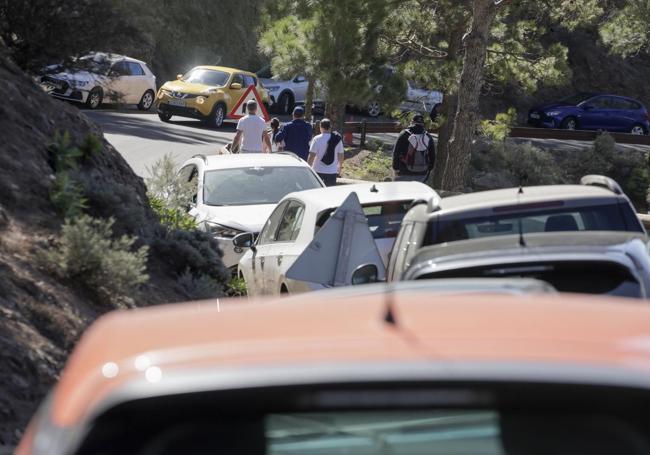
[342,121,650,147]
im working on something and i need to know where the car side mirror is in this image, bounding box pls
[294,75,306,83]
[351,264,380,286]
[176,74,183,80]
[109,71,120,78]
[233,232,256,252]
[230,82,242,90]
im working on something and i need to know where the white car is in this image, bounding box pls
[258,66,324,114]
[237,182,438,296]
[39,52,157,110]
[177,153,324,271]
[367,80,444,118]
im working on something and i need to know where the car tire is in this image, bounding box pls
[630,124,647,135]
[158,112,172,122]
[560,116,578,130]
[280,283,289,294]
[277,92,294,115]
[85,87,103,110]
[138,90,155,111]
[367,101,381,118]
[207,103,226,129]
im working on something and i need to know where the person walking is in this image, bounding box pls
[391,113,435,182]
[308,118,344,187]
[232,100,271,153]
[269,117,284,152]
[275,106,312,160]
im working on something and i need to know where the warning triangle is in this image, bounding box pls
[228,85,270,122]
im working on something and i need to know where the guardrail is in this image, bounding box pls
[342,121,650,147]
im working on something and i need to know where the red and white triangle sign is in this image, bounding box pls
[228,85,270,122]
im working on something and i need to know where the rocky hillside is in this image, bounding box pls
[0,48,226,450]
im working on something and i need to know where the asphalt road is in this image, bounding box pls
[86,107,650,179]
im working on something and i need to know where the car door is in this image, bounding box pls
[267,200,306,294]
[292,75,308,104]
[580,96,611,130]
[609,97,637,132]
[229,73,247,113]
[252,200,289,295]
[126,62,149,102]
[105,61,133,103]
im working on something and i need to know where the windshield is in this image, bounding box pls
[74,57,111,75]
[559,92,597,105]
[316,201,412,239]
[203,166,322,206]
[182,68,230,86]
[427,202,639,245]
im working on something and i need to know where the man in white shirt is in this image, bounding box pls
[308,118,344,186]
[232,100,271,153]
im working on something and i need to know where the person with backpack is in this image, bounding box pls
[391,113,435,182]
[308,118,344,186]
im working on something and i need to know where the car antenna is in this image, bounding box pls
[370,184,379,193]
[384,283,398,326]
[517,186,526,247]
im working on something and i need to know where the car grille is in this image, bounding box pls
[169,91,200,99]
[159,104,203,117]
[42,76,69,94]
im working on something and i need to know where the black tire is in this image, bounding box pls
[367,101,381,118]
[630,124,647,135]
[207,103,226,129]
[277,91,294,115]
[138,90,155,111]
[560,116,578,130]
[85,87,103,109]
[280,284,289,294]
[158,112,172,122]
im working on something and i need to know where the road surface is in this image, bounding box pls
[86,107,649,179]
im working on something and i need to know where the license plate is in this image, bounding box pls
[530,113,540,119]
[168,99,185,107]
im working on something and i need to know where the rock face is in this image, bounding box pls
[0,48,205,449]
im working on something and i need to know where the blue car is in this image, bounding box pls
[528,93,650,135]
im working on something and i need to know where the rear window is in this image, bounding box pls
[316,201,412,239]
[417,261,642,298]
[427,202,640,245]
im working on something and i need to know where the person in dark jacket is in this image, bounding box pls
[275,106,312,160]
[391,114,435,182]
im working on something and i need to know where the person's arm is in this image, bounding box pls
[308,137,318,166]
[262,130,272,153]
[232,130,243,152]
[275,125,286,143]
[336,139,345,175]
[392,131,408,170]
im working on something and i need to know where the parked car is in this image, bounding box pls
[236,182,437,296]
[386,175,646,282]
[367,80,444,118]
[528,92,650,135]
[17,290,650,454]
[156,66,271,128]
[177,153,323,271]
[39,52,156,110]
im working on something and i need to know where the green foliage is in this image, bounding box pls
[39,215,149,305]
[600,1,650,57]
[225,276,247,298]
[176,269,222,300]
[51,173,88,219]
[480,108,517,141]
[149,196,196,231]
[345,148,393,182]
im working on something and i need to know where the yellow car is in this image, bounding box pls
[155,66,270,128]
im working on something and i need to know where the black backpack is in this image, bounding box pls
[321,132,342,165]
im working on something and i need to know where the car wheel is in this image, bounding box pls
[560,117,577,130]
[630,124,646,135]
[278,92,294,115]
[367,101,381,118]
[158,112,172,122]
[208,103,226,128]
[85,87,103,109]
[138,90,155,111]
[280,284,289,294]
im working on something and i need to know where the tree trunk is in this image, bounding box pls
[441,0,497,191]
[429,23,467,189]
[304,76,315,120]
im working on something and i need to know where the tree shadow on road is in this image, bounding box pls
[85,111,235,146]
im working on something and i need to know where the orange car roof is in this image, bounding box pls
[51,291,650,427]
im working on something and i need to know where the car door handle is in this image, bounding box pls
[260,257,265,270]
[277,254,283,266]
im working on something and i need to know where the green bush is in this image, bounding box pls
[149,196,197,231]
[50,172,88,219]
[39,215,149,306]
[346,149,393,182]
[225,276,247,297]
[176,269,222,300]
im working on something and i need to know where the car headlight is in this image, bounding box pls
[201,88,218,96]
[546,111,561,116]
[265,85,280,92]
[204,221,243,239]
[159,89,171,98]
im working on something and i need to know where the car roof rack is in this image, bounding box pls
[580,174,623,195]
[192,154,208,164]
